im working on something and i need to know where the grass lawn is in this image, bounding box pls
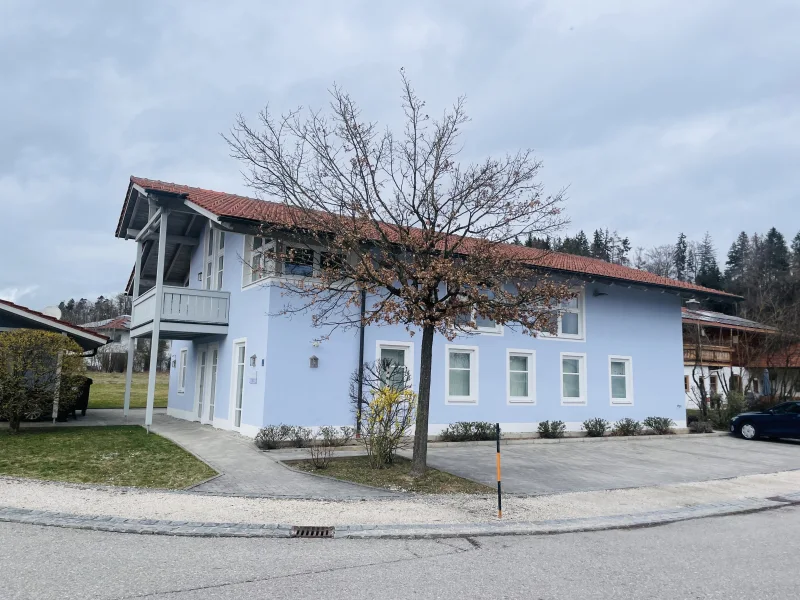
[286,455,492,494]
[89,371,169,409]
[0,426,216,489]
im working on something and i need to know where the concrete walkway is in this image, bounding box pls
[425,435,800,494]
[147,415,394,498]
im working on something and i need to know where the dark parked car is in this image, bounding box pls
[730,401,800,440]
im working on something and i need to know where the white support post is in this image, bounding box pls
[123,241,143,418]
[145,209,169,430]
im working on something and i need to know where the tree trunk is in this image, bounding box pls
[411,324,435,476]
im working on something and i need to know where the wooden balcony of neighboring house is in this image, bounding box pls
[130,285,229,340]
[683,343,734,367]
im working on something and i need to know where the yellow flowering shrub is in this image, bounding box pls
[359,386,417,468]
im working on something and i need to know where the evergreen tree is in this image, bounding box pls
[590,229,609,261]
[762,227,790,282]
[575,230,590,256]
[724,231,750,294]
[673,233,688,281]
[791,231,800,277]
[695,232,723,290]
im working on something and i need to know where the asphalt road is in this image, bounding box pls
[2,505,800,599]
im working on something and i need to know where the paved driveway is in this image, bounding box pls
[425,436,800,495]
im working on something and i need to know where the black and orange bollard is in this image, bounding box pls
[496,422,502,519]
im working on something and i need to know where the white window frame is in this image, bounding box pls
[375,340,415,390]
[215,231,225,290]
[608,355,634,406]
[242,235,342,289]
[242,235,276,287]
[177,348,188,394]
[560,352,587,406]
[507,349,535,405]
[445,344,479,404]
[538,289,586,341]
[204,228,215,290]
[229,338,247,431]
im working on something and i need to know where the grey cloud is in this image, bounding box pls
[1,0,798,309]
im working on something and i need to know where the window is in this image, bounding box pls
[445,345,478,403]
[684,375,690,393]
[178,348,188,394]
[208,347,218,422]
[216,232,225,289]
[559,295,582,337]
[452,290,503,335]
[507,349,535,404]
[710,374,718,395]
[205,229,214,290]
[609,356,633,405]
[560,352,587,405]
[376,341,414,391]
[283,244,315,276]
[539,290,585,340]
[244,236,275,285]
[730,374,742,393]
[753,378,759,394]
[243,236,344,286]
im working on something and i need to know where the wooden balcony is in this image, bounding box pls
[683,344,733,366]
[131,286,230,340]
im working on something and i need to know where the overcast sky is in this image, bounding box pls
[1,0,798,310]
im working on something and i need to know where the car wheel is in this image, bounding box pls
[739,422,758,440]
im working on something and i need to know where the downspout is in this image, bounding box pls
[356,288,366,437]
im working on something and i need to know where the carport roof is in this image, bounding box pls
[0,299,109,351]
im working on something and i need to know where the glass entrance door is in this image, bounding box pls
[196,348,208,419]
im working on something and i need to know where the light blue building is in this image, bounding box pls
[116,177,736,436]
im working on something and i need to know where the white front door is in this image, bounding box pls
[206,344,219,423]
[195,346,208,420]
[230,340,246,430]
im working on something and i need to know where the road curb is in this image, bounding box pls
[1,496,795,540]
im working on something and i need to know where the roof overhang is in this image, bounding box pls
[0,301,108,351]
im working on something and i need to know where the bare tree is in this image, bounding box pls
[642,244,676,279]
[226,72,573,475]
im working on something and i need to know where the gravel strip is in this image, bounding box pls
[2,471,800,526]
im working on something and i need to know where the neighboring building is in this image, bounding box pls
[115,176,737,435]
[82,315,131,371]
[682,305,800,407]
[0,299,108,352]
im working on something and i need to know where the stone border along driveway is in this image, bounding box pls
[2,494,800,539]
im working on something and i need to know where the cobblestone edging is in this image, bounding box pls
[2,495,797,540]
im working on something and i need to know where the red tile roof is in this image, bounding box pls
[0,299,109,343]
[126,176,740,299]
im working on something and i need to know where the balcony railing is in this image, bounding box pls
[131,286,230,334]
[683,344,733,366]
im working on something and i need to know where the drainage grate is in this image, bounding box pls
[291,525,335,539]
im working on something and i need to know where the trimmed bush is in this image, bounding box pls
[689,420,713,433]
[290,426,312,448]
[439,421,496,442]
[582,418,609,437]
[611,418,642,436]
[254,424,293,450]
[643,416,676,435]
[538,420,566,439]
